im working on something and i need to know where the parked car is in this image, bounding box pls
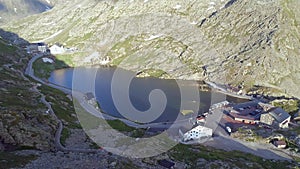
[226,126,232,134]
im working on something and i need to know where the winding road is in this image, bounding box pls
[25,54,100,153]
[24,53,191,153]
[23,53,297,161]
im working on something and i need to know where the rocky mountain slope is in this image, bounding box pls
[201,0,300,97]
[2,0,300,98]
[0,0,55,23]
[0,35,57,151]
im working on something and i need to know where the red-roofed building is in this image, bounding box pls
[228,110,258,124]
[273,140,287,149]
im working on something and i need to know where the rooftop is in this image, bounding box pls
[274,140,286,146]
[85,92,95,100]
[268,107,290,123]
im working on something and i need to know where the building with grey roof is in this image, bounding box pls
[260,107,291,128]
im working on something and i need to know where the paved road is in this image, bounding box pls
[25,54,102,153]
[205,81,253,100]
[24,54,297,160]
[204,135,293,161]
[24,54,192,152]
[204,108,227,136]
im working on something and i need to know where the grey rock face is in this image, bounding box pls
[3,0,300,98]
[0,0,54,23]
[0,39,57,151]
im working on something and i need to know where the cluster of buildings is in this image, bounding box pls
[26,42,76,55]
[228,101,291,129]
[226,84,244,95]
[27,42,48,54]
[84,92,99,110]
[178,100,292,144]
[84,92,97,105]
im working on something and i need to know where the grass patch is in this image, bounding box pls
[0,70,45,109]
[271,99,299,115]
[60,128,71,146]
[55,54,75,67]
[107,120,145,138]
[33,57,70,79]
[74,100,145,137]
[106,119,136,132]
[0,40,17,54]
[0,152,37,169]
[130,129,145,138]
[139,69,167,78]
[38,85,81,129]
[108,35,139,65]
[169,144,293,169]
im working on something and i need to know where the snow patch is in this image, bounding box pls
[207,6,215,11]
[190,21,198,25]
[42,58,54,63]
[173,4,182,9]
[144,34,163,41]
[209,2,216,6]
[246,62,252,67]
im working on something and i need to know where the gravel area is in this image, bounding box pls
[13,150,176,169]
[65,129,93,150]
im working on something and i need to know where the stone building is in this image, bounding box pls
[260,107,291,128]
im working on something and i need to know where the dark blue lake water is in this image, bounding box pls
[48,67,247,123]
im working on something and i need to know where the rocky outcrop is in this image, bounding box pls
[0,38,57,151]
[0,110,56,151]
[3,0,300,98]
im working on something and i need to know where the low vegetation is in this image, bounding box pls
[33,57,70,79]
[170,144,294,169]
[106,120,136,132]
[55,54,75,67]
[0,40,16,54]
[60,128,71,146]
[0,152,37,169]
[38,85,80,129]
[271,99,300,116]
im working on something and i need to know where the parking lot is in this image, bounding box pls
[204,107,229,137]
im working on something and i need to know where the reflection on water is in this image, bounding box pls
[49,67,247,123]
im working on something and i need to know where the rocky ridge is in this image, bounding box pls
[0,0,56,23]
[2,0,300,99]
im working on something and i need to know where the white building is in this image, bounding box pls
[49,44,65,54]
[180,125,213,142]
[27,43,47,53]
[37,43,47,53]
[211,101,230,109]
